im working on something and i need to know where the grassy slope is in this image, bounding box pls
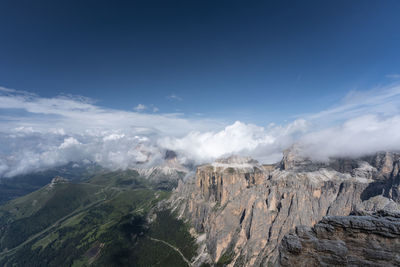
[0,163,102,205]
[0,170,196,267]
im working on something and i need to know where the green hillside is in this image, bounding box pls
[0,163,103,205]
[0,170,196,267]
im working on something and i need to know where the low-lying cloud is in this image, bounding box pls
[300,114,400,160]
[1,84,400,177]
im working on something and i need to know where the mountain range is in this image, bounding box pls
[0,149,399,266]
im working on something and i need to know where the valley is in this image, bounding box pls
[0,169,196,267]
[0,149,400,266]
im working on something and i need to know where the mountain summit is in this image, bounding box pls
[170,151,400,266]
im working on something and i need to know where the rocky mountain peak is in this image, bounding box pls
[170,150,400,266]
[48,176,69,188]
[280,145,400,178]
[164,149,178,160]
[280,144,326,172]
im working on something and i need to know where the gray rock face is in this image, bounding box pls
[361,152,400,202]
[136,155,188,190]
[170,151,400,266]
[282,149,400,202]
[279,211,400,267]
[359,195,400,213]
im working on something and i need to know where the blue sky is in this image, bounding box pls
[2,1,400,177]
[1,0,400,125]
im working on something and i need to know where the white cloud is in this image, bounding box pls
[103,133,125,141]
[59,137,81,149]
[134,104,147,111]
[299,114,400,160]
[305,85,400,124]
[158,120,308,164]
[1,84,400,178]
[167,94,183,101]
[0,87,221,136]
[158,121,274,162]
[0,87,224,177]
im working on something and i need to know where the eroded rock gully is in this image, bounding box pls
[169,152,400,266]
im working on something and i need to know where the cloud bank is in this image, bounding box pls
[1,84,400,177]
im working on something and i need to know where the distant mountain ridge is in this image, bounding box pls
[1,148,400,266]
[0,150,190,204]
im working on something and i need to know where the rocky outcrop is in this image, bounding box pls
[360,152,400,202]
[170,151,400,266]
[282,149,400,202]
[279,210,400,267]
[136,151,188,190]
[358,195,400,213]
[48,176,69,189]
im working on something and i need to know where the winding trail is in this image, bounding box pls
[149,237,192,266]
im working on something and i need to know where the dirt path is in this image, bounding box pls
[149,237,192,266]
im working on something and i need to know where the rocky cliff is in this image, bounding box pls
[169,151,400,266]
[279,210,400,266]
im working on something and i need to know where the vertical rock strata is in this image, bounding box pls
[170,152,400,266]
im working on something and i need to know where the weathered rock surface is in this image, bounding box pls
[279,211,400,267]
[170,150,400,266]
[136,150,188,189]
[48,176,69,189]
[358,195,400,213]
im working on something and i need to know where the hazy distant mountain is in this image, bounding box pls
[0,162,103,205]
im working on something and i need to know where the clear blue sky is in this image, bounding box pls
[1,0,400,125]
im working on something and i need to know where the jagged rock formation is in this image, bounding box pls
[279,210,400,267]
[135,150,188,189]
[170,150,400,266]
[359,195,400,213]
[48,176,69,188]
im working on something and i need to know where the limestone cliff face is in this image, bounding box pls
[279,211,400,267]
[361,152,400,202]
[169,152,400,266]
[196,157,266,206]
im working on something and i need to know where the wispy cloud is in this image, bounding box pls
[167,94,183,101]
[296,84,400,159]
[305,84,400,124]
[134,104,147,111]
[300,114,400,160]
[0,88,218,136]
[0,87,223,177]
[150,105,159,112]
[1,84,400,177]
[162,84,400,163]
[386,74,400,79]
